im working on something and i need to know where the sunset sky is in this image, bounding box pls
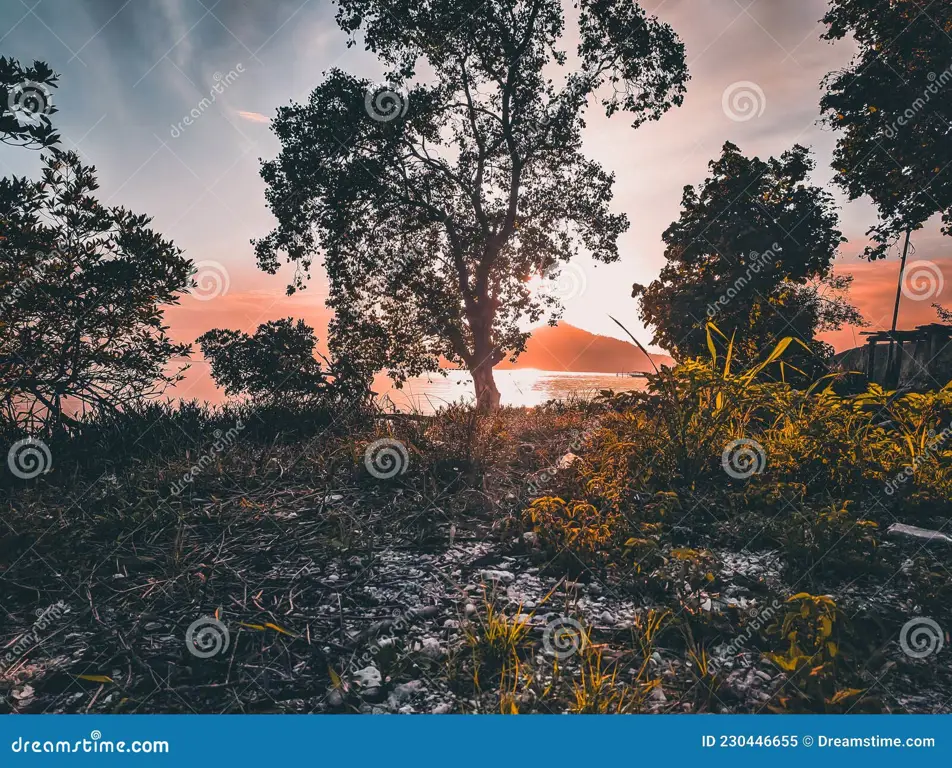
[1,0,950,401]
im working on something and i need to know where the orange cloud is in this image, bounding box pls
[237,110,270,123]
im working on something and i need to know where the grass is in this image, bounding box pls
[2,345,952,714]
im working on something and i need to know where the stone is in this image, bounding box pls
[351,665,382,690]
[598,610,615,624]
[522,531,539,547]
[558,452,579,470]
[431,702,454,714]
[416,637,443,661]
[325,689,344,708]
[464,603,477,618]
[887,523,952,546]
[479,569,515,585]
[388,680,424,707]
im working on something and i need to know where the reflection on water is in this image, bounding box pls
[375,369,648,414]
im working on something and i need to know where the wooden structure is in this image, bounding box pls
[836,324,952,390]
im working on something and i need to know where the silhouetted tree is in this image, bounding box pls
[198,319,331,404]
[254,0,688,410]
[0,152,192,432]
[820,0,952,330]
[633,142,861,373]
[0,57,59,149]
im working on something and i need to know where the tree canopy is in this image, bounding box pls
[254,0,688,409]
[0,151,192,432]
[633,142,862,372]
[0,56,59,150]
[820,0,952,259]
[198,318,331,405]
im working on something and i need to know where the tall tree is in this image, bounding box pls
[633,142,861,373]
[0,152,192,432]
[820,0,952,330]
[254,0,688,410]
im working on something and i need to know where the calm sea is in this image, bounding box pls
[375,369,648,414]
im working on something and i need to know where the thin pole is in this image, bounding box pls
[891,228,912,332]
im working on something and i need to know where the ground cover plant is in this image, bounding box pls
[2,335,950,715]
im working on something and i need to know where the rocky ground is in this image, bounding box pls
[2,404,952,714]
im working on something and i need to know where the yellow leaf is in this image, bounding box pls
[76,674,113,683]
[328,666,342,689]
[263,622,295,636]
[826,641,838,657]
[238,622,267,631]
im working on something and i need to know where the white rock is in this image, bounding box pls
[351,666,382,689]
[558,453,579,470]
[480,569,515,585]
[388,680,424,706]
[431,702,454,714]
[887,523,952,546]
[464,603,477,618]
[416,637,443,660]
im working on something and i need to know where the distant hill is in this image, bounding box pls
[497,322,672,373]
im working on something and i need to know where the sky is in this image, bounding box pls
[1,0,950,396]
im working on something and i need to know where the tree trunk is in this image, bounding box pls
[891,227,913,332]
[471,360,501,412]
